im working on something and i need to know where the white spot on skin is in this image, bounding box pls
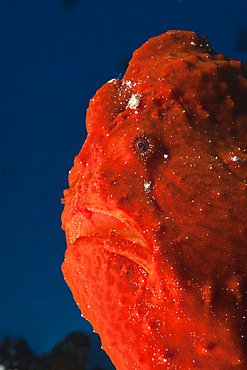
[124,80,132,88]
[127,94,140,109]
[106,78,118,84]
[144,180,151,192]
[229,155,241,162]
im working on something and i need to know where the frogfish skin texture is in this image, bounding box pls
[61,30,247,369]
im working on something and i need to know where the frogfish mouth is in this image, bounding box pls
[62,30,247,369]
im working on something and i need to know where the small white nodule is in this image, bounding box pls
[144,180,151,192]
[127,94,140,109]
[229,155,240,162]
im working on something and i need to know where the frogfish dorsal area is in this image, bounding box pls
[61,30,247,369]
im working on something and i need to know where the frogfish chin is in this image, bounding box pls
[61,30,247,369]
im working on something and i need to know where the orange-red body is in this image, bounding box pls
[62,31,247,369]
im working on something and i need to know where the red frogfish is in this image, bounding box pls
[61,30,247,369]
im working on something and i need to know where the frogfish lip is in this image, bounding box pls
[65,207,153,272]
[62,208,247,369]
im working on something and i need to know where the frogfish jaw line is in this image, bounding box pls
[65,206,154,273]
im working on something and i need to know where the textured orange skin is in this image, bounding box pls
[62,31,247,369]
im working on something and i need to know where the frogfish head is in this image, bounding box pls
[62,30,247,369]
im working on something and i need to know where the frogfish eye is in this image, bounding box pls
[133,137,149,153]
